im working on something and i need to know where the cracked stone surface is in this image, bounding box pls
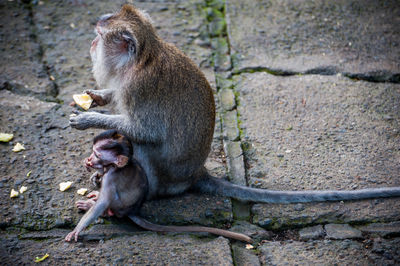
[259,239,400,265]
[226,0,400,80]
[234,72,400,229]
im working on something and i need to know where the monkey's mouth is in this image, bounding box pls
[91,26,103,50]
[91,35,100,50]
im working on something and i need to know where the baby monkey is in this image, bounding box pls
[65,130,251,243]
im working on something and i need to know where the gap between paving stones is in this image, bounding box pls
[203,0,251,223]
[1,1,60,103]
[231,66,400,84]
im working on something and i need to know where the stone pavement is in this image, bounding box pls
[0,0,399,265]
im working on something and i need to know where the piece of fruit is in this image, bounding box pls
[19,186,28,194]
[73,93,93,110]
[12,142,25,152]
[0,133,14,142]
[59,181,73,191]
[245,244,254,249]
[77,188,88,195]
[10,189,19,198]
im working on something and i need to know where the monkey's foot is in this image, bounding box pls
[76,199,96,211]
[87,190,100,199]
[76,191,114,217]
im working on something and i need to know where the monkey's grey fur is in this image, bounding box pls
[70,4,400,204]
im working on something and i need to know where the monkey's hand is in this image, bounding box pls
[90,172,102,188]
[69,111,101,130]
[65,229,80,242]
[86,89,112,107]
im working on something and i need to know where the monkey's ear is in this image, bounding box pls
[115,155,129,168]
[110,32,136,68]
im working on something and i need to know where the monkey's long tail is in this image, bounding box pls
[193,174,400,203]
[128,215,252,243]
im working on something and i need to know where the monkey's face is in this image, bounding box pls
[90,4,155,88]
[86,139,130,170]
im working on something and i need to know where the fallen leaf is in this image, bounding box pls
[19,186,28,194]
[72,93,93,110]
[12,142,25,152]
[59,181,73,191]
[0,133,14,142]
[77,188,88,195]
[35,253,49,263]
[10,189,19,198]
[27,171,32,177]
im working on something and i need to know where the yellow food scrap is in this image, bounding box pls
[10,189,19,198]
[0,133,14,142]
[59,181,73,191]
[12,142,25,152]
[19,186,28,194]
[35,253,49,263]
[73,93,93,110]
[77,188,88,195]
[245,244,254,250]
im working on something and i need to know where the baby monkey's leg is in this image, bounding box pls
[76,191,114,216]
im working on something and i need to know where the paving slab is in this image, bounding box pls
[226,0,400,80]
[325,223,362,240]
[233,72,400,229]
[358,221,400,238]
[0,231,233,265]
[259,238,400,265]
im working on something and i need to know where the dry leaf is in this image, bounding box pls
[10,189,19,198]
[59,181,73,191]
[72,93,93,110]
[0,133,14,142]
[77,188,88,195]
[12,142,25,152]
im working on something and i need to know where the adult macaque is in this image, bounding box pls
[65,130,252,243]
[70,5,400,205]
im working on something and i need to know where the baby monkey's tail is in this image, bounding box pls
[128,215,252,243]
